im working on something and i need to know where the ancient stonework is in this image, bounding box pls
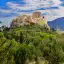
[10,12,50,28]
[32,12,41,18]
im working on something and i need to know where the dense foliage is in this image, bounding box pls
[0,24,64,64]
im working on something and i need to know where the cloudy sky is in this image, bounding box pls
[0,0,64,26]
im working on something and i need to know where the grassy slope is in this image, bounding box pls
[56,34,64,42]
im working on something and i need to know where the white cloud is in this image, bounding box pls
[53,0,62,6]
[0,9,11,13]
[7,0,62,11]
[1,0,64,21]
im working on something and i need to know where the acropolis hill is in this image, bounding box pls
[10,12,49,28]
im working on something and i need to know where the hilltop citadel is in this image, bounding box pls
[11,12,49,28]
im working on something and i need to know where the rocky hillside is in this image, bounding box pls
[10,12,49,28]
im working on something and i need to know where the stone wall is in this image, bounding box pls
[10,12,50,28]
[32,12,41,18]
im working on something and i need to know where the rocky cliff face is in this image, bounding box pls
[10,12,49,28]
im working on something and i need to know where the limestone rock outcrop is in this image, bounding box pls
[10,12,49,28]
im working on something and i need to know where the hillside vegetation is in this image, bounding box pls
[0,24,64,64]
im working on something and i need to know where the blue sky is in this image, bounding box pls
[0,0,64,26]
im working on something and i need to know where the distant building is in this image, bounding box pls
[32,12,41,18]
[10,12,50,29]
